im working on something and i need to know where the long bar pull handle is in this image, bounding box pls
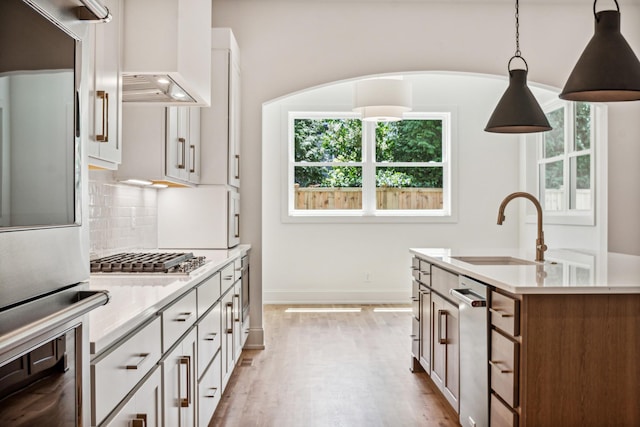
[437,309,448,344]
[131,413,147,427]
[125,353,150,370]
[189,144,196,173]
[234,294,241,322]
[489,360,513,374]
[489,308,514,318]
[174,312,193,322]
[179,356,191,407]
[234,154,240,179]
[226,302,233,333]
[178,137,186,169]
[204,387,218,398]
[96,90,109,142]
[234,214,240,238]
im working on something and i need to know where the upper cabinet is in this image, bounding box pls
[200,28,241,188]
[116,105,201,187]
[87,0,122,170]
[121,0,211,106]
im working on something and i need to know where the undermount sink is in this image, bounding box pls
[451,256,538,266]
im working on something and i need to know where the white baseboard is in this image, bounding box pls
[263,289,410,304]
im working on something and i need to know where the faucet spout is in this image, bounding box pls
[497,192,547,262]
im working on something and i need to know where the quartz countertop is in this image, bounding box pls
[410,248,640,295]
[88,246,250,356]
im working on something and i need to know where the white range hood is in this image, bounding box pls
[121,0,211,106]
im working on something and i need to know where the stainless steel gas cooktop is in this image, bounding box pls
[90,252,206,274]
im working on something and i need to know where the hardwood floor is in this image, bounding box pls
[210,305,460,427]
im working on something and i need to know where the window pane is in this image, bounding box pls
[375,119,442,162]
[544,108,564,158]
[294,166,362,210]
[294,118,362,162]
[574,102,591,151]
[541,160,564,211]
[375,166,443,210]
[571,154,591,210]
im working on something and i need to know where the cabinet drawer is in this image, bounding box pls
[490,330,519,408]
[197,272,221,317]
[198,350,222,427]
[197,301,222,379]
[92,317,162,426]
[490,291,520,336]
[411,316,420,359]
[411,257,421,280]
[234,257,242,280]
[419,260,431,284]
[411,280,420,320]
[101,366,162,427]
[431,265,457,299]
[162,289,197,352]
[220,263,235,294]
[490,393,518,427]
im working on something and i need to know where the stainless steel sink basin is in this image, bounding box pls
[451,256,537,266]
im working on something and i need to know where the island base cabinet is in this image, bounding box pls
[430,292,459,413]
[490,393,518,427]
[162,328,197,427]
[101,367,162,427]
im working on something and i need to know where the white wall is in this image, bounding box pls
[212,0,640,307]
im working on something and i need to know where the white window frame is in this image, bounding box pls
[531,99,606,226]
[282,108,456,223]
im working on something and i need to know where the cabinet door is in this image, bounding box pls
[104,367,162,427]
[187,107,201,183]
[233,281,243,359]
[166,107,190,182]
[88,0,121,167]
[228,54,241,188]
[163,328,197,427]
[221,289,235,390]
[228,190,240,247]
[431,293,460,412]
[419,288,431,373]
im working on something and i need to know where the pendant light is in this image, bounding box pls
[353,78,412,122]
[485,0,551,133]
[560,0,640,102]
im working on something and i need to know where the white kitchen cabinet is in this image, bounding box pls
[87,0,122,169]
[220,286,235,391]
[200,28,241,187]
[101,366,162,427]
[162,327,197,427]
[158,186,240,249]
[197,350,222,427]
[117,105,200,187]
[431,291,459,412]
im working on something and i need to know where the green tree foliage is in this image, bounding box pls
[293,118,443,188]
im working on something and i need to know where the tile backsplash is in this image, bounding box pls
[89,170,157,258]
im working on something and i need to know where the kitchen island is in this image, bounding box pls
[410,248,640,427]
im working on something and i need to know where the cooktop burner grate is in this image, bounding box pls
[90,252,206,274]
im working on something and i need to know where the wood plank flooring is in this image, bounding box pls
[210,304,460,427]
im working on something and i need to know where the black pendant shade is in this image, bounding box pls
[485,69,552,133]
[560,10,640,101]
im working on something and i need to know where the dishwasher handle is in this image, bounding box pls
[450,288,487,308]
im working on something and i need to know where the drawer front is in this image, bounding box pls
[197,272,221,317]
[198,350,222,427]
[419,259,431,284]
[411,316,420,359]
[220,263,235,294]
[431,265,458,299]
[234,257,242,281]
[490,330,519,408]
[197,301,222,379]
[490,291,520,336]
[411,257,421,280]
[490,393,518,427]
[92,317,162,425]
[162,289,197,352]
[102,366,162,427]
[411,280,420,320]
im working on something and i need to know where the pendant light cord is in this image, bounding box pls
[515,0,521,57]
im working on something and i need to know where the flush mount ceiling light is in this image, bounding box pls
[353,78,412,122]
[485,0,551,134]
[560,0,640,102]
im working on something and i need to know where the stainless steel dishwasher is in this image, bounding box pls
[450,276,488,427]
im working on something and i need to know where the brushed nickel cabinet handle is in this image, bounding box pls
[125,353,150,370]
[234,154,240,180]
[205,387,218,398]
[489,308,514,318]
[226,302,233,333]
[234,294,241,322]
[437,309,448,345]
[204,332,217,341]
[234,214,240,238]
[177,137,186,169]
[190,144,196,173]
[96,90,109,142]
[131,413,147,427]
[179,356,191,407]
[489,360,513,373]
[174,312,192,322]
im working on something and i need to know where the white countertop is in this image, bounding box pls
[88,246,249,356]
[410,248,640,295]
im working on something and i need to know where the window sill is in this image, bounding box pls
[282,210,458,224]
